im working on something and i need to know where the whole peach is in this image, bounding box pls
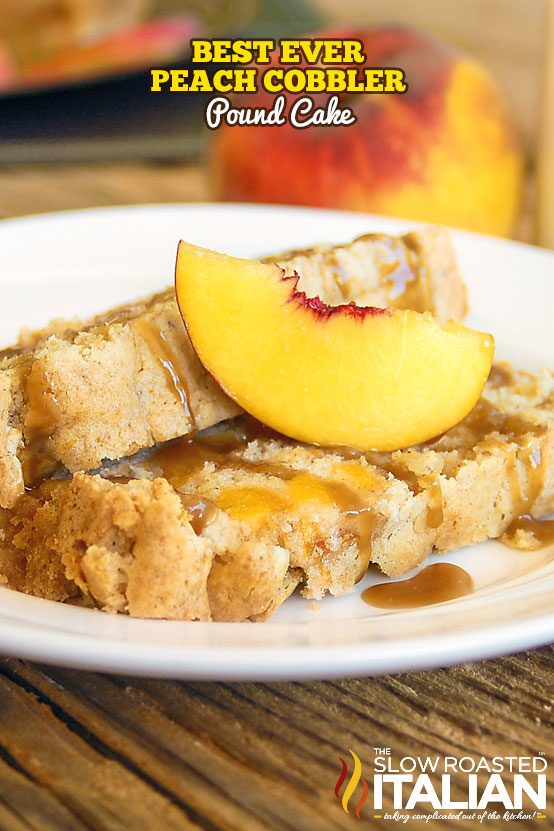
[211,27,524,236]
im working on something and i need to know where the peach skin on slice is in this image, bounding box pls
[175,242,495,451]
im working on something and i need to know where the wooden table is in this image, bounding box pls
[0,162,551,831]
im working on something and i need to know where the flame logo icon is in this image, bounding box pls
[335,750,369,818]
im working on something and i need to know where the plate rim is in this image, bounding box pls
[0,201,553,679]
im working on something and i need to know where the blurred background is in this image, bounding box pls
[0,0,552,246]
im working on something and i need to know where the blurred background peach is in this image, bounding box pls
[0,0,551,245]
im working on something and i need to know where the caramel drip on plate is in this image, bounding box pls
[133,318,195,429]
[362,563,474,610]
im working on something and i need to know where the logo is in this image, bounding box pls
[334,748,548,823]
[335,751,369,817]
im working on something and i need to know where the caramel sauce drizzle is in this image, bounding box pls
[98,305,145,329]
[377,239,420,308]
[151,431,287,487]
[21,361,60,484]
[420,475,444,529]
[501,515,554,550]
[178,493,217,535]
[363,454,443,531]
[133,318,196,430]
[487,363,514,389]
[327,250,350,301]
[0,345,26,360]
[357,234,427,312]
[151,425,376,569]
[453,398,540,448]
[275,234,423,310]
[456,399,552,549]
[362,563,474,610]
[306,478,376,581]
[19,300,195,486]
[22,477,68,501]
[88,289,170,331]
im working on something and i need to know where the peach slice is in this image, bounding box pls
[175,243,494,451]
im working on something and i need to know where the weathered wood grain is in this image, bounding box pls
[0,669,200,831]
[0,651,552,831]
[0,161,550,831]
[0,161,535,243]
[0,163,210,221]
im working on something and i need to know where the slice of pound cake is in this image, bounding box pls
[0,227,465,508]
[1,363,552,622]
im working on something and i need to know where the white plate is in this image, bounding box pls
[0,203,553,680]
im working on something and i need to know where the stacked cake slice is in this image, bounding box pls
[2,226,550,622]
